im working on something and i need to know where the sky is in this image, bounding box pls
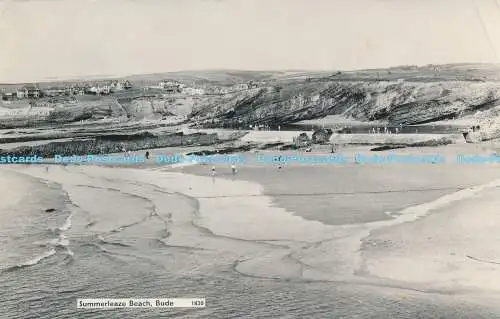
[1,0,500,82]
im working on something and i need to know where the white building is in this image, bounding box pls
[16,89,26,99]
[232,83,249,91]
[45,88,65,97]
[100,85,111,94]
[182,87,205,95]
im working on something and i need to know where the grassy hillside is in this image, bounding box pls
[1,64,500,129]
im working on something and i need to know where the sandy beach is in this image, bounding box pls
[5,0,500,316]
[174,144,500,297]
[2,143,500,317]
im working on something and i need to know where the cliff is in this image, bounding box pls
[188,78,500,127]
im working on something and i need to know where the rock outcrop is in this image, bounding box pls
[189,80,500,128]
[312,128,333,144]
[0,132,223,158]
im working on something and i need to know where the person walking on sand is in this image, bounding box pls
[211,166,216,177]
[145,151,150,160]
[231,164,237,175]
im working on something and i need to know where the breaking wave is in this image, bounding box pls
[1,249,56,273]
[58,214,72,232]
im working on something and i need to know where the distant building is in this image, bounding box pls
[44,87,66,97]
[232,83,249,91]
[64,85,85,96]
[157,80,182,94]
[206,87,229,95]
[64,86,74,96]
[111,81,124,91]
[83,84,93,94]
[88,86,99,95]
[27,86,40,98]
[2,92,14,101]
[100,84,111,94]
[87,83,111,95]
[123,80,132,89]
[14,86,40,99]
[16,88,26,99]
[183,87,205,95]
[74,87,85,95]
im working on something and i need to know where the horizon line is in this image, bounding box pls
[1,62,499,85]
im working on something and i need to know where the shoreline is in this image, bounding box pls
[3,141,500,166]
[3,148,500,302]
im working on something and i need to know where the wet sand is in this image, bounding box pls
[3,143,500,317]
[172,144,500,300]
[176,144,500,225]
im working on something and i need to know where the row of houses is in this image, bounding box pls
[158,80,183,94]
[0,85,41,99]
[1,80,133,101]
[149,80,257,96]
[147,80,206,95]
[1,78,266,101]
[84,80,133,95]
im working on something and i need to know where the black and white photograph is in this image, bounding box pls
[2,0,500,318]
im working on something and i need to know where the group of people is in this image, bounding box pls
[209,155,290,176]
[210,164,238,177]
[120,148,151,159]
[469,125,481,132]
[370,126,401,135]
[122,148,151,159]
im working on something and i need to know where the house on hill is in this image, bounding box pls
[182,87,205,95]
[26,85,40,98]
[110,81,125,92]
[157,80,183,94]
[16,88,26,99]
[44,87,66,97]
[2,92,14,101]
[123,80,133,89]
[16,86,40,99]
